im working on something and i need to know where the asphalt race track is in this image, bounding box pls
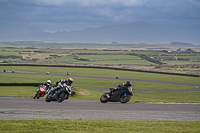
[0,71,200,120]
[0,97,200,121]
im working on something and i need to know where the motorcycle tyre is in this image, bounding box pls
[33,91,40,99]
[120,93,131,103]
[55,92,68,102]
[45,94,52,102]
[100,93,109,103]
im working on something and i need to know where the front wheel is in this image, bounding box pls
[120,93,131,103]
[45,94,52,102]
[55,92,68,102]
[100,93,109,103]
[33,91,40,99]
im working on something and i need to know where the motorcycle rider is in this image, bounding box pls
[53,79,64,87]
[44,80,52,88]
[48,79,64,94]
[34,80,52,99]
[107,81,132,98]
[117,81,132,90]
[66,78,73,96]
[49,78,73,96]
[43,80,52,93]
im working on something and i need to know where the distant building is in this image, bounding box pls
[185,49,196,53]
[174,48,196,53]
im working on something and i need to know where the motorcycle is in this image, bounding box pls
[55,86,71,102]
[33,85,47,99]
[100,86,133,103]
[45,85,71,102]
[45,82,59,102]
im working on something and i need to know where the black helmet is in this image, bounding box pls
[67,78,73,86]
[126,81,132,87]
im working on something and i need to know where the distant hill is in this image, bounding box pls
[0,22,199,45]
[0,22,44,36]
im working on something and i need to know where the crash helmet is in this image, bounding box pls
[126,81,132,87]
[46,80,51,85]
[59,79,64,83]
[67,78,73,86]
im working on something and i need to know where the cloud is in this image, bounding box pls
[0,0,200,33]
[29,0,200,22]
[30,0,147,7]
[2,0,200,20]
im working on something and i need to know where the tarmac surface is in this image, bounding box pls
[0,97,200,121]
[0,71,200,120]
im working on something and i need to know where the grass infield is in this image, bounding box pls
[0,119,200,133]
[0,66,200,132]
[0,66,199,103]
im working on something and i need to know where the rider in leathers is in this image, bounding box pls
[49,78,73,96]
[64,78,73,96]
[44,80,52,89]
[108,81,132,97]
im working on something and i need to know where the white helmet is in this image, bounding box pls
[47,80,51,85]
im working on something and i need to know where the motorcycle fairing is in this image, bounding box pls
[109,89,128,102]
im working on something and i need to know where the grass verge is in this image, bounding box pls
[1,66,200,83]
[0,86,200,103]
[0,66,199,103]
[0,119,200,133]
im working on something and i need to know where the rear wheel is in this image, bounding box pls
[120,93,131,103]
[100,93,109,103]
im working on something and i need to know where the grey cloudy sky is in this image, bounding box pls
[1,0,200,33]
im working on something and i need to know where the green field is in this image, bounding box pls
[163,60,200,65]
[37,55,77,63]
[1,119,200,133]
[0,65,199,103]
[1,65,200,83]
[1,86,199,103]
[1,48,200,68]
[77,54,142,61]
[72,59,157,65]
[0,51,21,56]
[177,55,200,59]
[0,48,158,66]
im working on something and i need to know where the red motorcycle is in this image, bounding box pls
[33,85,47,99]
